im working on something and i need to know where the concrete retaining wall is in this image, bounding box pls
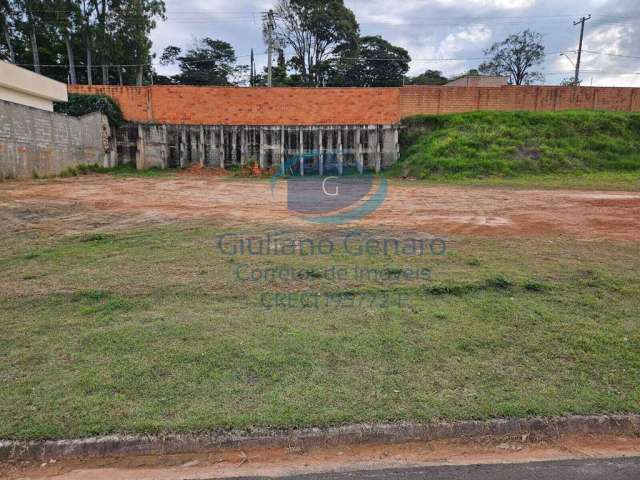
[122,123,400,174]
[0,100,110,180]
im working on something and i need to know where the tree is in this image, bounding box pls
[335,35,410,87]
[270,0,359,86]
[0,0,16,62]
[15,0,44,73]
[160,38,241,85]
[479,30,545,85]
[406,69,448,86]
[561,77,581,86]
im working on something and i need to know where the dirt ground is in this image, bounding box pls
[0,175,638,241]
[3,434,640,480]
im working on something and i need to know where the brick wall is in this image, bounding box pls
[69,85,640,126]
[399,86,640,117]
[69,85,400,125]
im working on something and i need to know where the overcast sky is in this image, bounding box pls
[152,0,640,86]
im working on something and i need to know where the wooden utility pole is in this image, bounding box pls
[573,14,591,85]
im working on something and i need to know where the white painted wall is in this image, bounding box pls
[0,61,67,111]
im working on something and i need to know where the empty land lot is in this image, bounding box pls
[0,174,638,440]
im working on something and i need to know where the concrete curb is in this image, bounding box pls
[1,415,639,462]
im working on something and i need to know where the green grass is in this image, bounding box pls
[0,222,638,440]
[388,171,640,191]
[392,111,640,179]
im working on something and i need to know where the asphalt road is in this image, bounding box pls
[227,457,640,480]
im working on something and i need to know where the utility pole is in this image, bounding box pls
[250,48,255,86]
[266,9,274,87]
[573,14,591,85]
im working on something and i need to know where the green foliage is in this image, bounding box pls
[393,111,640,178]
[2,0,165,85]
[405,69,448,86]
[158,38,242,85]
[54,94,124,127]
[334,35,410,87]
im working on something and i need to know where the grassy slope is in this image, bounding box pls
[0,222,638,440]
[392,111,640,179]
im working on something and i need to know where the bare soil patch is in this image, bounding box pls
[0,175,639,241]
[3,434,640,480]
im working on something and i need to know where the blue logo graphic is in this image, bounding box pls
[270,151,387,225]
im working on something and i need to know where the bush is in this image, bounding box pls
[54,94,125,127]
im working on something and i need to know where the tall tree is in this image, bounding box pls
[118,0,165,85]
[270,0,359,86]
[0,0,16,62]
[479,29,545,85]
[160,38,240,86]
[16,0,43,72]
[334,35,410,87]
[51,0,80,83]
[78,0,95,84]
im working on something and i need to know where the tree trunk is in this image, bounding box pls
[30,29,40,73]
[118,66,123,85]
[86,44,93,85]
[136,65,143,86]
[65,36,77,84]
[2,21,15,63]
[102,64,109,84]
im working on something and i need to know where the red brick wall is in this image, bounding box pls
[70,85,153,122]
[399,85,640,116]
[69,85,640,125]
[69,85,400,125]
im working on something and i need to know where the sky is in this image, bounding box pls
[151,0,640,86]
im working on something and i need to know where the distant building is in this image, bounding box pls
[445,75,508,87]
[0,61,67,111]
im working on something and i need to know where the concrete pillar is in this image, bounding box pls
[219,127,225,169]
[190,128,198,163]
[299,128,304,176]
[337,127,343,176]
[231,127,238,165]
[326,128,334,174]
[259,128,266,169]
[381,125,397,169]
[179,127,188,168]
[368,127,380,173]
[136,124,145,170]
[318,128,324,176]
[199,126,205,167]
[280,126,285,175]
[355,127,363,174]
[160,125,168,169]
[375,128,382,174]
[107,126,118,168]
[240,128,248,165]
[209,126,217,167]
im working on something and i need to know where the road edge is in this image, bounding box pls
[2,414,639,462]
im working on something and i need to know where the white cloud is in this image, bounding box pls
[150,0,640,86]
[433,0,535,8]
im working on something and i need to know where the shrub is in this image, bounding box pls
[54,94,125,127]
